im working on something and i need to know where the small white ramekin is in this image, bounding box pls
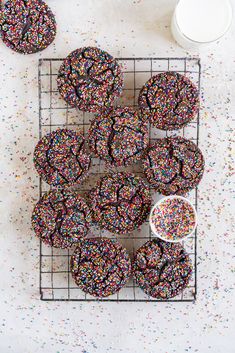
[149,195,198,243]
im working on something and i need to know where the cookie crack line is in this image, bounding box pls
[47,208,64,244]
[81,47,112,64]
[107,116,116,163]
[21,16,32,39]
[45,137,70,183]
[89,108,148,167]
[67,55,117,87]
[46,198,69,239]
[65,64,112,107]
[57,47,123,113]
[71,238,131,297]
[89,173,151,234]
[146,139,203,188]
[33,189,92,248]
[34,129,91,186]
[99,185,143,210]
[133,240,192,298]
[139,73,198,130]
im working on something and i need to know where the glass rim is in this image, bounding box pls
[174,0,233,44]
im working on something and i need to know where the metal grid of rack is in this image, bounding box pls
[38,57,201,302]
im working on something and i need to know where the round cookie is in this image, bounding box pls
[133,238,193,299]
[34,129,91,187]
[57,47,123,113]
[88,106,148,167]
[143,136,204,195]
[88,172,151,234]
[32,189,92,248]
[70,237,131,297]
[138,72,199,130]
[0,0,56,54]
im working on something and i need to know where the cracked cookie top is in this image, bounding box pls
[133,239,192,299]
[0,0,56,54]
[88,172,151,234]
[70,237,131,297]
[32,189,92,248]
[88,106,148,167]
[33,129,91,187]
[57,47,123,113]
[142,136,204,195]
[138,72,199,130]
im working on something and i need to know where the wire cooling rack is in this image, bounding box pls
[38,57,201,302]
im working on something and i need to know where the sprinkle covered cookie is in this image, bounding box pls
[143,136,204,195]
[88,172,151,234]
[70,237,131,297]
[57,47,123,113]
[32,189,92,248]
[0,0,56,54]
[34,129,91,187]
[138,72,199,130]
[88,106,148,167]
[133,239,193,299]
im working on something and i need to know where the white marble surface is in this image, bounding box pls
[0,0,234,352]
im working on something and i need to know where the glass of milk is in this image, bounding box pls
[171,0,233,49]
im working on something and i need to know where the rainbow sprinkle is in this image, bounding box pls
[0,0,56,54]
[133,239,193,299]
[151,197,196,241]
[32,189,92,248]
[143,136,205,195]
[33,128,91,187]
[88,172,151,234]
[57,47,123,113]
[139,72,199,130]
[70,237,131,297]
[88,106,148,167]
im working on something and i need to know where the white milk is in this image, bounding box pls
[171,0,233,49]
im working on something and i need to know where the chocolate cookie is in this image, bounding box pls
[34,129,91,187]
[133,239,193,299]
[57,47,123,113]
[143,137,204,195]
[88,172,151,234]
[0,0,56,54]
[70,237,131,297]
[138,72,199,130]
[32,189,92,248]
[88,106,148,167]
